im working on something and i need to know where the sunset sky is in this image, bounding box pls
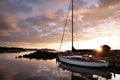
[0,0,120,51]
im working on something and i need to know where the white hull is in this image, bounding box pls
[58,56,109,68]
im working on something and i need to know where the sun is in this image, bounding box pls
[95,46,102,52]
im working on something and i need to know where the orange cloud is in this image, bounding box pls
[0,13,21,36]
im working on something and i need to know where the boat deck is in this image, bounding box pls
[63,56,106,63]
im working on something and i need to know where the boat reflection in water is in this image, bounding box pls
[58,62,112,80]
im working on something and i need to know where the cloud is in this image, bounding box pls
[98,0,120,7]
[0,13,21,36]
[0,0,120,48]
[0,0,32,14]
[65,0,120,41]
[25,16,55,26]
[0,0,33,36]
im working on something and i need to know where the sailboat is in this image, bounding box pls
[58,0,109,68]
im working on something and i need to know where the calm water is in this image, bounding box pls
[0,52,120,80]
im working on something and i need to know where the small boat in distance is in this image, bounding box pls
[58,0,109,68]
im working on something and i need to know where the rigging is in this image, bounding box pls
[59,0,72,51]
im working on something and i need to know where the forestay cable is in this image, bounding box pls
[59,0,72,51]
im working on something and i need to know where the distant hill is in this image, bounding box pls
[0,46,57,53]
[0,46,26,53]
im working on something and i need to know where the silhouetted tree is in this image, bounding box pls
[101,45,111,56]
[101,45,111,52]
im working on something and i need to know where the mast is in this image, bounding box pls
[72,0,74,50]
